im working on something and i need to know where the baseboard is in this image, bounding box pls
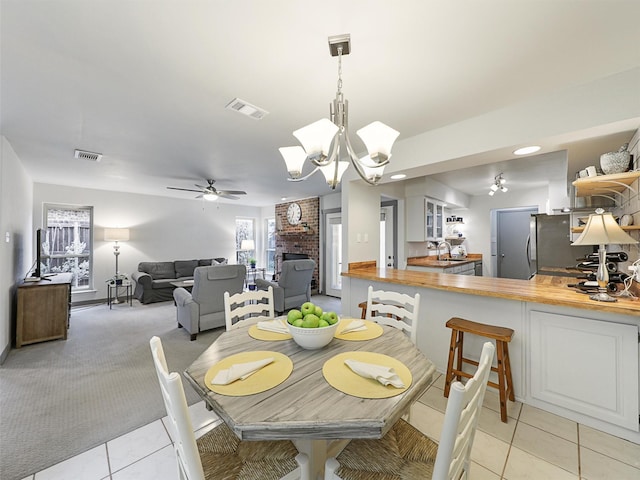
[0,341,10,365]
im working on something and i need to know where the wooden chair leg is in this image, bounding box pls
[503,340,515,401]
[496,340,508,422]
[444,329,458,398]
[455,331,464,383]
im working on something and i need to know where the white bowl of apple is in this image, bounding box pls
[286,302,340,350]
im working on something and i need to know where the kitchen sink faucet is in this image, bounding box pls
[437,241,452,261]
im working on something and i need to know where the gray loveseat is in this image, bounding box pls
[131,258,227,304]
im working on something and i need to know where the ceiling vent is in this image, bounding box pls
[225,98,268,120]
[74,149,102,162]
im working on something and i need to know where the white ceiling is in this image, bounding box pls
[2,1,639,206]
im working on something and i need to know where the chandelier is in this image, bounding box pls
[279,34,400,189]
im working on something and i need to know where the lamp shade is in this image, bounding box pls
[293,118,338,158]
[240,239,255,250]
[104,228,130,242]
[319,160,349,187]
[572,211,638,246]
[356,121,399,161]
[279,146,308,178]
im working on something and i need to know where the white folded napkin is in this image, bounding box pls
[344,359,406,388]
[340,320,367,334]
[211,357,274,385]
[257,319,289,334]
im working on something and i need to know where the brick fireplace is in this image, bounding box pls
[275,197,319,292]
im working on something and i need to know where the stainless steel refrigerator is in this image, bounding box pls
[528,214,593,277]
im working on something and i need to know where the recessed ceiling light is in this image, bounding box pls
[390,174,406,180]
[513,145,541,155]
[281,197,288,201]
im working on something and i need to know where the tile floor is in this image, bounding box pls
[22,373,640,480]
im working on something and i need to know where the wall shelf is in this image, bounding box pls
[572,171,640,197]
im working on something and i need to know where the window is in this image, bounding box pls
[235,217,255,265]
[42,204,93,291]
[265,217,276,275]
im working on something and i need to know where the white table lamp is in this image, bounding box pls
[572,209,637,302]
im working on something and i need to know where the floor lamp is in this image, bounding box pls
[104,228,130,303]
[572,209,637,302]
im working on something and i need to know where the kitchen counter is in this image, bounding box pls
[344,264,640,315]
[341,264,640,443]
[406,254,481,269]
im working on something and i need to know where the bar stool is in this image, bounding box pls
[444,317,514,422]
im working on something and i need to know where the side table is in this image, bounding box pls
[107,280,132,309]
[246,267,266,291]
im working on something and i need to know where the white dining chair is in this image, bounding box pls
[149,336,308,480]
[365,285,420,344]
[324,341,495,480]
[224,286,275,331]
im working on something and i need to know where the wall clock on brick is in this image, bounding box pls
[287,202,302,225]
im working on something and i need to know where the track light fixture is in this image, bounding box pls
[488,173,508,196]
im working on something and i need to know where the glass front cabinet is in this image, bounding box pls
[426,198,444,241]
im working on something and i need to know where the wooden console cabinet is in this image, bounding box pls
[16,273,72,348]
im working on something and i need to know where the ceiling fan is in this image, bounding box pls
[166,179,247,200]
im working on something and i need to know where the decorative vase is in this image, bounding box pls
[600,143,630,175]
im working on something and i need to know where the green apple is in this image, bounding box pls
[293,318,304,327]
[314,305,323,317]
[318,319,330,328]
[302,314,320,328]
[301,302,315,316]
[287,309,303,325]
[323,311,339,325]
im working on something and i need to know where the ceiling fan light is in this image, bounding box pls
[490,183,499,192]
[500,186,508,192]
[319,160,349,187]
[488,190,495,196]
[293,118,338,161]
[356,121,399,161]
[279,146,307,178]
[499,177,506,185]
[203,192,218,201]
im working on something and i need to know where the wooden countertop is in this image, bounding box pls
[407,254,482,268]
[343,266,640,315]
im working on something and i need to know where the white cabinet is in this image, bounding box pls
[529,310,639,431]
[406,196,444,242]
[406,262,475,275]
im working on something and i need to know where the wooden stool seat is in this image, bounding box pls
[444,317,515,422]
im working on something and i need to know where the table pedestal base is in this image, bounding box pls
[293,438,350,480]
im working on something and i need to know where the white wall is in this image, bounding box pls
[0,137,34,360]
[33,183,264,303]
[452,186,547,277]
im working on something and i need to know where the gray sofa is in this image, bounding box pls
[174,264,246,340]
[131,258,227,304]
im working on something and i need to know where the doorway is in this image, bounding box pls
[380,203,397,268]
[325,212,342,297]
[495,207,538,280]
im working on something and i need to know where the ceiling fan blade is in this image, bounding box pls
[218,193,239,200]
[218,190,247,195]
[195,194,204,199]
[167,187,203,193]
[194,184,208,190]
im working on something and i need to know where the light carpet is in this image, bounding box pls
[0,300,225,480]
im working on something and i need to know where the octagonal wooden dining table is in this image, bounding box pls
[183,319,436,479]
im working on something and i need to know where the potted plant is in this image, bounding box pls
[249,258,256,269]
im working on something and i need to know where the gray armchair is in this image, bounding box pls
[255,259,315,314]
[173,264,246,340]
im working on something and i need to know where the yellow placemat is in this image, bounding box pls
[322,351,412,399]
[205,351,293,396]
[248,324,292,341]
[334,319,383,341]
